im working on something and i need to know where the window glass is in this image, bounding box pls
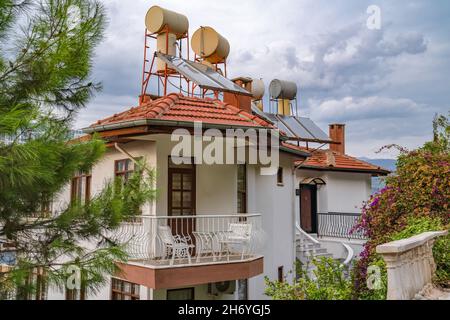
[167,288,194,300]
[111,278,140,300]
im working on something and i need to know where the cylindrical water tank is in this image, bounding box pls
[156,33,177,72]
[269,79,297,100]
[250,79,265,100]
[191,26,230,64]
[145,6,189,38]
[277,99,291,116]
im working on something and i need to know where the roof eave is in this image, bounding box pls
[280,146,311,158]
[298,165,390,176]
[84,119,281,135]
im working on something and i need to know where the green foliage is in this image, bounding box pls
[265,258,353,300]
[390,217,449,287]
[353,115,450,298]
[355,257,387,300]
[0,1,156,299]
[390,216,444,241]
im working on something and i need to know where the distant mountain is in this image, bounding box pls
[359,157,397,172]
[359,158,397,194]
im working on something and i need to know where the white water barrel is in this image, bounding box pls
[269,79,297,100]
[156,33,177,72]
[145,6,189,38]
[251,79,265,100]
[191,26,230,64]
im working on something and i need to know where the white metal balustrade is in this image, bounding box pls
[112,214,264,267]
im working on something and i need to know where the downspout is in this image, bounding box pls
[114,143,140,166]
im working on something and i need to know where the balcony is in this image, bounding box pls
[317,212,367,240]
[113,214,264,289]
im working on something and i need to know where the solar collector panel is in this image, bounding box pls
[263,113,296,137]
[156,53,251,96]
[277,115,316,140]
[296,117,331,142]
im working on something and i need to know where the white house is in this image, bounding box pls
[41,5,391,301]
[46,93,309,300]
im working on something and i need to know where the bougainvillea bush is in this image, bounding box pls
[353,115,450,299]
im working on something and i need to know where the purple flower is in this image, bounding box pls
[369,197,380,208]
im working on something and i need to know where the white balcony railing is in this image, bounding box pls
[113,214,264,267]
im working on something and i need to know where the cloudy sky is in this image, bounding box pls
[76,0,450,159]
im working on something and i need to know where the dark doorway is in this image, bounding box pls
[299,184,317,233]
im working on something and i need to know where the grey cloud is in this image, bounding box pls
[72,0,449,158]
[309,96,427,122]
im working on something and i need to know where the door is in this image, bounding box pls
[299,184,317,233]
[168,159,196,239]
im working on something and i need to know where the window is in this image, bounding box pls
[167,288,194,300]
[71,171,91,204]
[111,278,140,300]
[65,285,86,300]
[237,165,247,214]
[16,268,47,300]
[278,266,284,282]
[168,157,195,216]
[277,167,283,186]
[28,196,52,219]
[115,159,134,182]
[115,158,143,183]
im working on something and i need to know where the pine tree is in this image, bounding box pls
[0,1,155,299]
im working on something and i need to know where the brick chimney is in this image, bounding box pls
[139,94,152,106]
[223,92,252,113]
[329,124,345,154]
[222,77,253,113]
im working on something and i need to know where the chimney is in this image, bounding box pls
[329,124,345,154]
[139,94,152,106]
[223,77,253,113]
[223,92,252,113]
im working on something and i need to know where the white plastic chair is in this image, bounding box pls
[158,226,194,265]
[218,223,252,260]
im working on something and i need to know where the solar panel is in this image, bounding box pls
[251,103,271,122]
[262,113,296,136]
[277,115,316,140]
[156,53,251,96]
[252,109,331,142]
[296,117,331,142]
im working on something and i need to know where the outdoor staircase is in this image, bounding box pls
[295,231,333,265]
[295,225,355,278]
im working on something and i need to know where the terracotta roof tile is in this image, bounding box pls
[292,145,390,175]
[91,93,275,129]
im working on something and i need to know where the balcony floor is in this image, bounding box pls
[131,253,260,269]
[115,255,263,289]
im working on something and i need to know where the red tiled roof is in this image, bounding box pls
[92,93,275,129]
[294,147,390,175]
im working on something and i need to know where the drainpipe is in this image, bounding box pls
[114,143,140,166]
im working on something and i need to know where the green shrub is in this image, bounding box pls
[355,256,387,300]
[265,257,352,300]
[391,216,449,287]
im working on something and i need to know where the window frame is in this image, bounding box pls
[71,171,92,205]
[277,167,284,186]
[65,285,86,300]
[278,266,284,282]
[110,278,140,300]
[168,156,196,217]
[166,287,195,300]
[237,164,247,214]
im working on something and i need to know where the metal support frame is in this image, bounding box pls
[140,27,191,102]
